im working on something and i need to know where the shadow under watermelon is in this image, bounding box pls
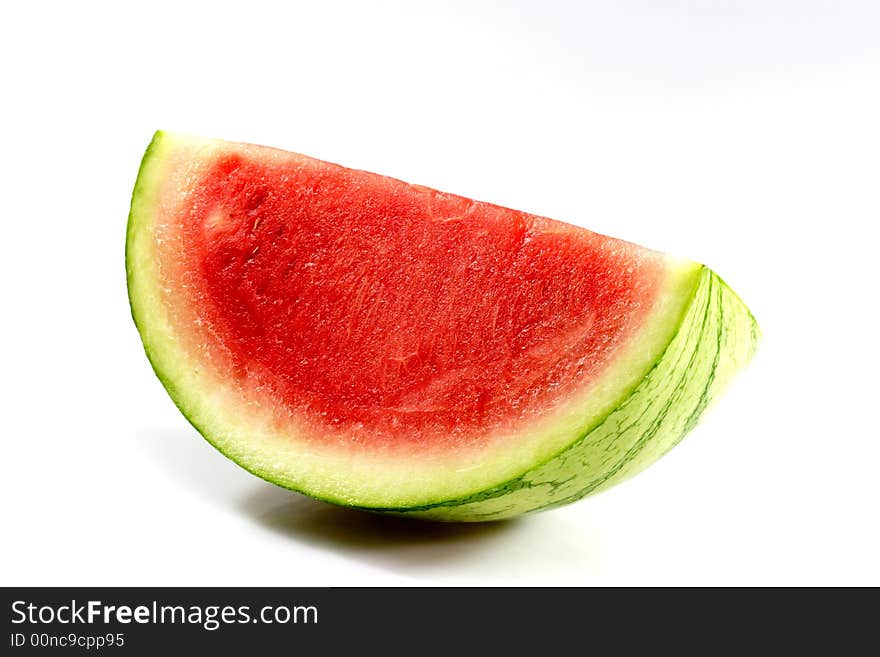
[137,426,600,579]
[237,484,603,582]
[239,482,521,562]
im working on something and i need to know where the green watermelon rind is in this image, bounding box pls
[382,268,759,520]
[127,131,760,521]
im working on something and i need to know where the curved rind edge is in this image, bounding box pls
[380,267,759,520]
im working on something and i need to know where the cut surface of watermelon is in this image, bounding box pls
[127,132,759,520]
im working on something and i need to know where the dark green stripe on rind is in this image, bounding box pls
[370,267,759,521]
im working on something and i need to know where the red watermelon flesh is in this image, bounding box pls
[128,132,759,520]
[174,152,664,449]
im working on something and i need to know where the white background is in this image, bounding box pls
[3,1,878,586]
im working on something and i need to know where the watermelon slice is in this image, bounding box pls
[127,132,759,521]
